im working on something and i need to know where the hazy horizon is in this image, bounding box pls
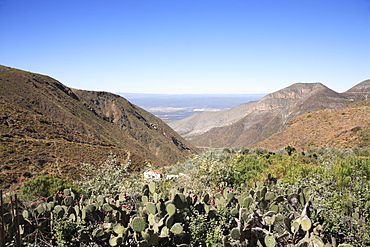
[118,92,266,122]
[1,1,369,94]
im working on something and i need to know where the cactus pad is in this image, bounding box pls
[166,203,176,216]
[173,194,187,209]
[63,196,74,206]
[109,236,122,246]
[300,216,312,231]
[131,217,147,232]
[170,223,183,235]
[86,204,96,213]
[265,192,275,201]
[54,205,65,218]
[149,182,156,193]
[63,188,72,196]
[230,228,241,240]
[264,235,276,247]
[142,195,149,204]
[36,204,46,214]
[22,209,30,219]
[102,203,113,212]
[113,223,126,234]
[231,207,239,216]
[243,197,253,209]
[160,226,169,238]
[146,202,156,215]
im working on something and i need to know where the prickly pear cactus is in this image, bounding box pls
[4,181,337,246]
[131,217,147,232]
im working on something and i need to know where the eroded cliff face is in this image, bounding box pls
[171,81,366,148]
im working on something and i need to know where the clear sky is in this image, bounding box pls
[1,0,369,94]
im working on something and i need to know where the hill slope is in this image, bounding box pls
[343,79,370,100]
[253,100,370,150]
[0,65,198,189]
[170,82,357,148]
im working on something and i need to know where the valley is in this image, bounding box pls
[1,65,369,246]
[1,64,369,191]
[118,93,265,122]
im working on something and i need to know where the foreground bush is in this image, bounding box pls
[77,152,131,197]
[20,174,76,198]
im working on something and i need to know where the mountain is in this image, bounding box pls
[168,100,258,140]
[0,65,198,189]
[169,81,369,148]
[253,100,370,150]
[342,79,370,101]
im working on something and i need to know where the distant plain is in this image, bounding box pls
[118,93,266,122]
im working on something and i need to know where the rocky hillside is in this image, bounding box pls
[343,79,370,100]
[0,65,198,189]
[170,81,369,148]
[253,100,370,150]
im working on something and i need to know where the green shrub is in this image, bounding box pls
[52,219,79,247]
[20,174,75,198]
[352,126,362,132]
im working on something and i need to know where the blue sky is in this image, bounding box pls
[1,0,369,94]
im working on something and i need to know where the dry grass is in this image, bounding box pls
[253,101,370,150]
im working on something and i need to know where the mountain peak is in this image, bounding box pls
[345,79,370,93]
[264,82,329,100]
[343,79,370,100]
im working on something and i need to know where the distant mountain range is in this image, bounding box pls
[0,65,197,189]
[169,80,370,149]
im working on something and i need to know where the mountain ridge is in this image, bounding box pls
[170,81,369,148]
[253,100,370,150]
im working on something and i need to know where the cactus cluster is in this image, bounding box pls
[2,177,357,246]
[216,179,324,246]
[4,182,199,246]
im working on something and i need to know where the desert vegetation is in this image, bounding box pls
[1,147,369,246]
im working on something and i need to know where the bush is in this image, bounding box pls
[76,152,130,196]
[20,174,75,198]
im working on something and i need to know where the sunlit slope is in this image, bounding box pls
[0,65,198,188]
[253,100,370,150]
